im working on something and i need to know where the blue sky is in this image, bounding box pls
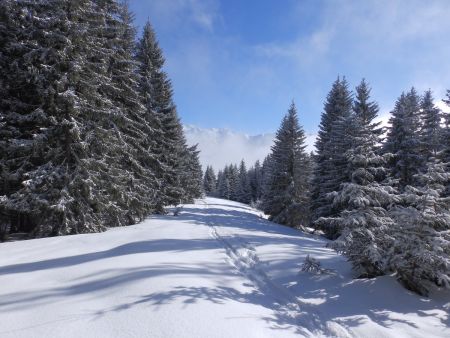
[129,0,450,136]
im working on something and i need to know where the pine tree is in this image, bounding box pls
[389,158,450,295]
[236,160,251,203]
[352,79,382,138]
[384,88,422,190]
[441,90,450,197]
[419,90,442,162]
[179,144,203,203]
[247,160,263,202]
[0,0,112,236]
[228,164,240,201]
[311,77,353,231]
[135,20,189,207]
[262,102,310,227]
[316,83,399,274]
[260,154,273,202]
[0,1,164,237]
[105,1,159,222]
[203,165,217,196]
[216,169,230,200]
[216,170,223,198]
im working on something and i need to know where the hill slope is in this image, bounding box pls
[0,198,449,337]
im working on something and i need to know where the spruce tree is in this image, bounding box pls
[419,90,442,162]
[389,158,450,295]
[228,164,240,201]
[236,160,251,203]
[384,88,422,190]
[216,170,224,198]
[0,0,110,236]
[441,90,450,197]
[352,79,382,138]
[217,169,230,200]
[316,85,399,274]
[260,154,273,203]
[203,166,217,196]
[179,144,203,202]
[135,20,188,207]
[311,77,353,231]
[0,1,164,237]
[105,1,159,222]
[247,160,263,203]
[262,102,310,227]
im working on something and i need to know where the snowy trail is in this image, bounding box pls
[205,202,340,337]
[0,197,449,338]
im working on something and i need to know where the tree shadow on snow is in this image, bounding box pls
[1,201,449,335]
[0,263,228,312]
[0,238,221,275]
[170,205,450,334]
[90,284,322,336]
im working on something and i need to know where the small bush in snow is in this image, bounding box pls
[301,255,333,274]
[173,206,183,216]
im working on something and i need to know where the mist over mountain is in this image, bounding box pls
[184,125,316,171]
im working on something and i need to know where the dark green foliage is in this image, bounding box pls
[316,79,398,275]
[216,170,230,200]
[311,77,353,233]
[0,1,197,237]
[442,91,450,197]
[383,88,422,190]
[262,102,310,227]
[0,0,102,235]
[247,160,263,202]
[236,160,251,203]
[203,165,217,196]
[180,144,204,203]
[419,90,442,163]
[135,20,197,207]
[389,158,450,296]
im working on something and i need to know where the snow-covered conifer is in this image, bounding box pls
[203,166,217,196]
[135,20,190,206]
[228,164,240,201]
[384,88,422,190]
[180,144,203,202]
[389,158,450,295]
[317,94,399,274]
[441,91,450,197]
[262,102,310,227]
[0,0,116,235]
[247,160,263,203]
[311,77,353,230]
[419,90,442,162]
[236,160,251,203]
[0,1,171,236]
[217,169,230,200]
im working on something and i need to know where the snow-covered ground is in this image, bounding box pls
[0,197,449,338]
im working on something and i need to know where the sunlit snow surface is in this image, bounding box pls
[0,198,449,337]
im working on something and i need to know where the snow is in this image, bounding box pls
[0,197,449,338]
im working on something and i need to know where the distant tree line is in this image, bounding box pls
[204,78,450,295]
[0,0,203,239]
[204,159,265,206]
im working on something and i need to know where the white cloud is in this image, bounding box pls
[184,125,316,171]
[255,0,450,92]
[139,0,220,32]
[253,29,334,70]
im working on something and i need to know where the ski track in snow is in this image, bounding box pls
[204,201,350,338]
[0,197,449,338]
